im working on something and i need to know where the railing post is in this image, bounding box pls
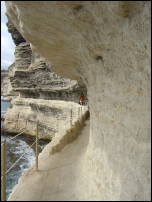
[56,118,58,132]
[70,109,72,127]
[2,140,7,201]
[80,106,82,117]
[26,119,28,128]
[36,121,39,171]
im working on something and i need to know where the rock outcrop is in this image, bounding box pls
[4,97,88,140]
[6,18,87,102]
[1,71,12,97]
[7,20,26,46]
[3,18,87,141]
[1,70,17,101]
[5,1,151,201]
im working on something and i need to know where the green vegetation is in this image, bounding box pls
[1,69,8,72]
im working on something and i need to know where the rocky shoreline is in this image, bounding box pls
[1,96,16,102]
[3,97,88,140]
[2,1,151,201]
[1,71,18,101]
[2,17,87,141]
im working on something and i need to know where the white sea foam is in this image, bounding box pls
[1,135,36,200]
[14,139,35,168]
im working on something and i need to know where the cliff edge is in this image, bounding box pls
[5,1,151,201]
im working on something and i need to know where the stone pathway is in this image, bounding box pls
[9,120,90,201]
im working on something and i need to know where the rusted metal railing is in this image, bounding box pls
[36,121,39,171]
[70,109,73,127]
[1,120,40,201]
[1,140,7,201]
[1,104,85,200]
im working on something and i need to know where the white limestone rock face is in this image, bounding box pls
[6,1,151,201]
[4,97,87,140]
[1,70,18,101]
[1,72,12,97]
[6,16,87,102]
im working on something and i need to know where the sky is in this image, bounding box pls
[1,1,15,70]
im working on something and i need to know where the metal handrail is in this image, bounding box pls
[7,129,26,142]
[6,140,36,175]
[1,105,83,146]
[4,118,61,130]
[1,128,26,145]
[1,106,86,200]
[1,140,36,178]
[1,118,41,201]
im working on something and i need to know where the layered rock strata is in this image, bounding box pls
[3,18,87,140]
[6,18,87,102]
[1,72,12,98]
[6,1,151,201]
[7,20,26,46]
[10,70,85,102]
[1,70,17,101]
[4,97,88,140]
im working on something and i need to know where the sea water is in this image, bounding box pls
[1,99,10,114]
[1,100,49,199]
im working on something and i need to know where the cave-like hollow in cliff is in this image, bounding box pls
[5,1,151,201]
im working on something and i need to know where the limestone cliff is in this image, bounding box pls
[1,69,17,101]
[1,72,11,98]
[7,20,25,46]
[4,97,88,140]
[3,18,87,139]
[6,18,87,102]
[5,1,151,201]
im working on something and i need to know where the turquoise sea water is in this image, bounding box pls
[1,99,10,114]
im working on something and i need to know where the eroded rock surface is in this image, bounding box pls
[3,16,87,142]
[7,19,26,45]
[1,71,17,101]
[6,18,87,102]
[1,72,12,97]
[4,97,88,140]
[6,1,151,201]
